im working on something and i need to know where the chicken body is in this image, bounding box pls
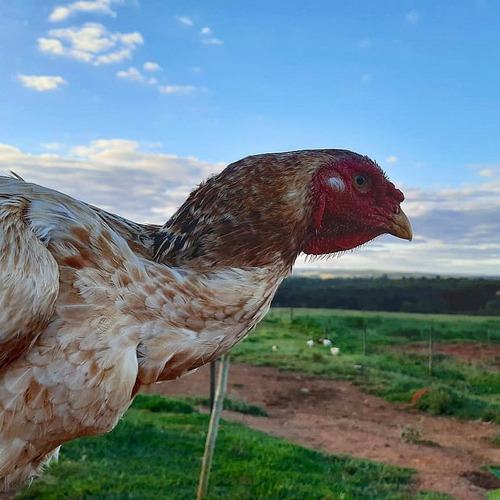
[0,149,411,489]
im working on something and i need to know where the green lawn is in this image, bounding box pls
[15,308,499,499]
[17,396,450,500]
[231,308,500,422]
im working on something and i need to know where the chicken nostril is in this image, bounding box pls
[392,205,400,215]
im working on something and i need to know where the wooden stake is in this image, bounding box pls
[197,354,231,500]
[209,361,216,410]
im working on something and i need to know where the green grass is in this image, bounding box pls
[231,308,500,422]
[15,309,498,498]
[132,393,268,417]
[16,396,449,500]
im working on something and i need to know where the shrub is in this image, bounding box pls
[414,390,454,415]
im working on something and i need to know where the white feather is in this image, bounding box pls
[329,177,345,192]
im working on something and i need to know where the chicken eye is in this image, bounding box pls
[354,174,368,188]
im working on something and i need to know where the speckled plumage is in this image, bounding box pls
[0,149,411,489]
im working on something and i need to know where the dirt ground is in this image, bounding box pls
[144,343,500,500]
[400,341,500,369]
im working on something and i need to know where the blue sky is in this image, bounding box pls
[1,0,500,275]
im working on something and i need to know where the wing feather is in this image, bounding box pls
[0,183,59,369]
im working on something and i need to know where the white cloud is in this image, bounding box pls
[116,66,197,95]
[117,66,144,82]
[17,74,67,91]
[49,7,72,22]
[175,17,223,45]
[49,0,121,22]
[120,32,143,47]
[70,138,139,158]
[406,10,420,24]
[143,61,161,72]
[3,141,500,276]
[202,36,223,45]
[158,85,196,95]
[386,156,398,164]
[469,162,500,179]
[38,22,143,66]
[200,26,223,45]
[479,169,494,177]
[0,140,224,223]
[176,16,194,26]
[96,48,133,64]
[38,37,65,55]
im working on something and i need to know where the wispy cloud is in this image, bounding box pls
[49,0,122,22]
[386,156,398,163]
[116,66,196,94]
[174,16,223,45]
[38,22,143,65]
[157,85,196,95]
[117,66,144,82]
[17,74,67,91]
[479,169,494,177]
[176,16,194,27]
[470,162,500,178]
[405,10,420,24]
[200,26,223,45]
[143,61,161,72]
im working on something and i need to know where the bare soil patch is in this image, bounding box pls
[401,342,500,368]
[144,362,500,500]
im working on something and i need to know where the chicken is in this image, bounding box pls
[0,149,411,489]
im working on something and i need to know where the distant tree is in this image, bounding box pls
[272,276,500,315]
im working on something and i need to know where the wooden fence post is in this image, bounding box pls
[197,354,231,500]
[209,361,216,410]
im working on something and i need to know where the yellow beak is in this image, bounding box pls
[388,209,412,241]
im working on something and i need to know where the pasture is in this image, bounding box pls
[15,309,500,499]
[16,396,448,500]
[232,308,500,422]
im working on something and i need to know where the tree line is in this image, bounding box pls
[271,276,500,315]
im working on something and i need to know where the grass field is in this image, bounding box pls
[17,395,450,500]
[14,308,499,499]
[231,308,500,423]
